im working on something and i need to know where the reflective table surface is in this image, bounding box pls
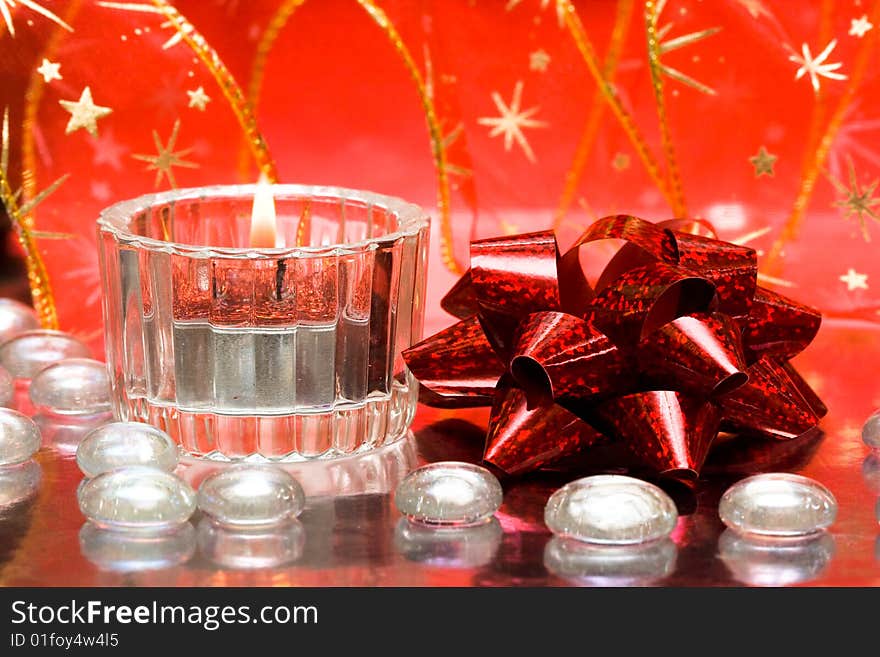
[1,321,879,587]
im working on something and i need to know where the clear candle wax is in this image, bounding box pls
[98,185,429,462]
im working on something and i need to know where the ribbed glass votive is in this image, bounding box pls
[97,185,429,461]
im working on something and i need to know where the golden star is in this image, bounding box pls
[839,268,868,291]
[132,120,199,189]
[612,152,631,171]
[89,128,126,170]
[186,86,211,111]
[829,156,880,241]
[59,87,113,137]
[36,58,62,83]
[749,146,777,177]
[477,81,548,163]
[850,15,873,38]
[529,49,551,73]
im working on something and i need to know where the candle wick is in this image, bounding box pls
[275,259,286,301]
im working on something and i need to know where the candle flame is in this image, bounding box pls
[249,173,278,248]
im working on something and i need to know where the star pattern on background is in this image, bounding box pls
[839,268,869,291]
[186,86,211,111]
[36,58,61,83]
[749,146,777,177]
[736,0,772,19]
[654,0,721,95]
[59,87,112,137]
[612,152,631,171]
[828,156,880,241]
[1,106,68,239]
[441,123,473,178]
[529,49,551,72]
[850,15,873,38]
[790,40,847,93]
[89,128,126,170]
[0,0,73,37]
[477,81,547,163]
[505,0,565,27]
[90,181,112,202]
[132,120,199,189]
[827,101,880,180]
[97,1,189,49]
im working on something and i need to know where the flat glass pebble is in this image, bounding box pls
[862,411,880,449]
[394,461,503,526]
[197,466,306,527]
[0,330,90,380]
[0,299,39,342]
[0,459,42,508]
[196,518,305,569]
[76,422,178,478]
[0,408,41,465]
[78,466,196,531]
[79,521,196,572]
[719,473,837,538]
[30,358,111,415]
[0,366,12,406]
[544,475,678,545]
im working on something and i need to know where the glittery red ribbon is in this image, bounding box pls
[404,215,825,484]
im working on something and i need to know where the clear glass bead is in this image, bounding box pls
[0,330,90,380]
[79,521,196,572]
[76,422,179,478]
[0,298,39,343]
[30,358,111,416]
[196,518,305,569]
[0,459,41,508]
[0,366,12,407]
[543,536,677,585]
[394,517,502,568]
[0,408,41,465]
[862,411,880,449]
[394,461,503,526]
[544,475,678,545]
[718,529,835,586]
[197,466,306,527]
[78,466,196,531]
[719,473,837,537]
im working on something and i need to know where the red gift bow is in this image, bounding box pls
[403,215,826,484]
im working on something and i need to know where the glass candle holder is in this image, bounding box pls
[97,184,429,461]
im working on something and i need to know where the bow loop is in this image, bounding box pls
[404,215,824,482]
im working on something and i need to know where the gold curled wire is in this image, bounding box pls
[558,0,675,211]
[553,0,634,230]
[239,0,302,183]
[0,166,58,329]
[765,0,880,272]
[238,0,461,273]
[14,1,84,327]
[149,0,278,182]
[644,0,686,217]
